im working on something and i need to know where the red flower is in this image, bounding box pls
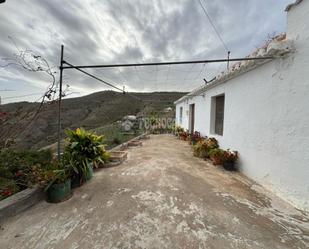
[1,189,12,197]
[15,170,23,177]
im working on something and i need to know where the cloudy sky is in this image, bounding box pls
[0,0,292,104]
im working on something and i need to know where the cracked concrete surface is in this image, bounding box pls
[0,135,308,249]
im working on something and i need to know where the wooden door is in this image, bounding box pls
[189,104,195,134]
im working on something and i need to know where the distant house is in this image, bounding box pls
[163,107,173,113]
[174,0,309,211]
[123,115,137,121]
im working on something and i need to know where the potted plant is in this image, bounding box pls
[205,137,218,150]
[208,148,225,165]
[39,159,73,203]
[64,128,110,187]
[193,139,208,158]
[222,150,238,171]
[193,137,218,158]
[187,134,192,143]
[190,131,201,145]
[179,131,188,141]
[174,126,184,138]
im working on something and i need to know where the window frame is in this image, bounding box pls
[210,94,225,136]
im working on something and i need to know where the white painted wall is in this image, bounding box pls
[175,1,309,211]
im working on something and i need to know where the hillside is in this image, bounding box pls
[0,91,186,150]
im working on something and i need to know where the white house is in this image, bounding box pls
[174,0,309,211]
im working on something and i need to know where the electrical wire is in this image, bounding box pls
[198,0,229,52]
[183,64,196,81]
[63,61,147,103]
[192,63,206,80]
[63,61,125,93]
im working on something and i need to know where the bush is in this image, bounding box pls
[0,177,20,200]
[208,148,225,165]
[0,149,53,200]
[0,149,52,173]
[205,138,218,150]
[179,131,189,140]
[0,149,53,188]
[193,140,208,158]
[33,157,74,191]
[222,150,238,162]
[192,137,219,158]
[190,131,202,144]
[173,125,184,135]
[222,150,239,171]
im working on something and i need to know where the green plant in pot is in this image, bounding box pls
[205,137,219,150]
[193,137,219,159]
[179,131,188,141]
[193,139,208,158]
[64,128,110,187]
[39,159,73,203]
[174,125,184,138]
[208,148,225,165]
[222,150,238,171]
[190,131,202,145]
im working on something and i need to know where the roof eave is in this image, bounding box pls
[174,39,294,106]
[285,0,303,12]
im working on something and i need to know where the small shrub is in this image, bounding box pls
[0,149,53,191]
[0,177,20,200]
[208,148,225,165]
[222,150,239,171]
[223,150,238,162]
[206,138,218,149]
[174,125,184,135]
[192,137,219,159]
[34,158,73,191]
[179,131,189,141]
[193,139,208,158]
[190,131,202,145]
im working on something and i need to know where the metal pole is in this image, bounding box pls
[57,45,64,160]
[227,51,231,69]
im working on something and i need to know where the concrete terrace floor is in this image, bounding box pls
[0,135,308,249]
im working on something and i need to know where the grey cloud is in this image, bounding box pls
[0,0,292,103]
[34,0,96,35]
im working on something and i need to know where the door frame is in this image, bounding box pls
[189,103,195,134]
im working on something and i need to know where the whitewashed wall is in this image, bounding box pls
[175,1,309,211]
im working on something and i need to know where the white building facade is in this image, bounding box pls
[174,0,309,211]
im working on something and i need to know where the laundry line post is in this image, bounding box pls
[57,45,64,161]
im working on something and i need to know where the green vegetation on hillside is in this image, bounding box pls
[93,123,142,149]
[0,91,186,150]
